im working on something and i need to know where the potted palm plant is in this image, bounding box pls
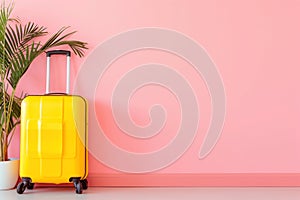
[0,3,87,189]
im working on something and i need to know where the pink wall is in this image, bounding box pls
[8,0,300,185]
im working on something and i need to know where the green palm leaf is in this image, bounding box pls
[7,24,87,89]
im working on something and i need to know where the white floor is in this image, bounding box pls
[1,187,300,200]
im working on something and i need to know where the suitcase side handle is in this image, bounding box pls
[46,50,71,94]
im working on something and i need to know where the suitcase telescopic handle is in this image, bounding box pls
[46,50,71,94]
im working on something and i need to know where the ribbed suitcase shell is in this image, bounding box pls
[19,95,88,184]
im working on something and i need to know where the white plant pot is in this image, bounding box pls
[0,159,19,190]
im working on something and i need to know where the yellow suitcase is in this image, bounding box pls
[17,50,88,194]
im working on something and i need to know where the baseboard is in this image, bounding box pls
[87,173,300,187]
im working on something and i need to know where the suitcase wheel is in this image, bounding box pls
[27,183,35,190]
[71,177,84,194]
[81,179,88,190]
[16,182,26,194]
[16,178,33,194]
[75,181,83,194]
